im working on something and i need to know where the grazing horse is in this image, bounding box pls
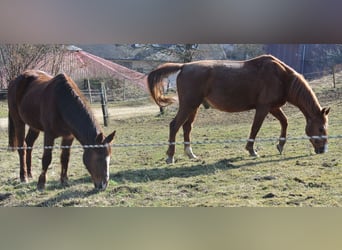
[8,70,116,190]
[147,55,330,164]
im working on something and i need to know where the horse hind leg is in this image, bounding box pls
[25,128,40,179]
[166,118,180,164]
[166,107,198,164]
[183,109,199,159]
[270,108,288,154]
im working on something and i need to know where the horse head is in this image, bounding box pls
[83,131,116,190]
[305,108,330,154]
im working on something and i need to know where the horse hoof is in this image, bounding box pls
[276,144,283,154]
[166,156,175,164]
[20,177,28,183]
[61,178,69,187]
[37,174,46,191]
[184,146,197,159]
[185,151,197,159]
[186,152,197,159]
[249,151,259,157]
[37,182,45,191]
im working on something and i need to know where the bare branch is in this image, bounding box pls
[0,44,66,88]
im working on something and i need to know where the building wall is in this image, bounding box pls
[265,44,340,79]
[265,44,304,73]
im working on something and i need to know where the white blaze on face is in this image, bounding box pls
[106,156,110,179]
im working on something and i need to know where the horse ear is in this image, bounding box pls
[95,133,104,144]
[322,107,330,116]
[104,130,116,144]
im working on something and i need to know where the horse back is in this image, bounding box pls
[8,70,54,131]
[176,56,292,112]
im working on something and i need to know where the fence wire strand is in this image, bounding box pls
[1,135,341,152]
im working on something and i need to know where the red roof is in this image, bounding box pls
[58,50,147,90]
[1,50,147,90]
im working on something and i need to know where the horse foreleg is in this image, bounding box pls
[25,128,40,179]
[270,108,288,154]
[60,136,74,186]
[183,109,198,159]
[245,107,269,157]
[37,135,55,190]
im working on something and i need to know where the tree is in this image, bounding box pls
[0,44,66,88]
[300,44,342,79]
[224,44,265,60]
[175,44,198,62]
[327,45,342,65]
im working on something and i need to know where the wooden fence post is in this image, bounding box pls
[332,65,336,88]
[84,79,93,103]
[123,80,126,101]
[100,82,109,127]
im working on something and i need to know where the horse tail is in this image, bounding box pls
[147,63,184,107]
[8,112,17,151]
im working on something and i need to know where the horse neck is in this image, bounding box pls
[68,101,102,146]
[287,75,322,121]
[72,116,101,146]
[56,80,101,146]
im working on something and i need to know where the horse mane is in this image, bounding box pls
[260,55,322,117]
[287,71,322,116]
[53,73,102,144]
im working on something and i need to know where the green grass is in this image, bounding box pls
[0,78,341,207]
[0,101,8,118]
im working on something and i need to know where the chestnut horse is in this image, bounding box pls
[147,55,330,163]
[8,70,116,190]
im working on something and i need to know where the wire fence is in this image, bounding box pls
[1,134,341,152]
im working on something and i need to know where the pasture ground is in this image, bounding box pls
[0,74,341,207]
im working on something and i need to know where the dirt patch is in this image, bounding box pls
[0,104,160,130]
[102,104,159,120]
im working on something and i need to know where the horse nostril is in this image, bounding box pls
[101,181,108,190]
[315,148,326,154]
[94,181,108,191]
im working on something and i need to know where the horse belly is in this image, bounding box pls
[18,104,44,131]
[206,89,256,112]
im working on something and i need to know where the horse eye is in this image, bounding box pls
[319,127,324,133]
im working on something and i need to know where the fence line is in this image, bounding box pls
[1,134,341,152]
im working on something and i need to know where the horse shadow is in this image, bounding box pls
[19,178,100,207]
[110,154,307,184]
[34,188,99,207]
[111,158,240,184]
[27,154,308,206]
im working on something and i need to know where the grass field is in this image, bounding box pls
[0,74,341,207]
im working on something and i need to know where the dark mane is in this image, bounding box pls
[53,73,101,144]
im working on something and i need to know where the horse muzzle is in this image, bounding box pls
[315,144,328,154]
[94,180,108,191]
